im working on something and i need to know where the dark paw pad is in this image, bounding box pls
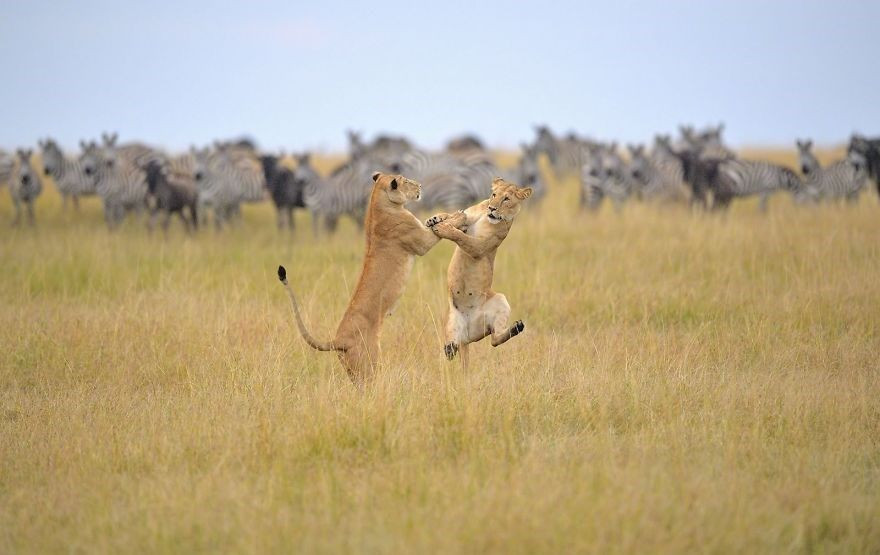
[277,265,287,282]
[444,342,459,360]
[510,320,525,336]
[425,216,442,227]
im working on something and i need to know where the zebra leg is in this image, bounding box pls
[161,211,172,233]
[11,196,21,226]
[275,206,285,231]
[72,195,80,212]
[213,205,225,232]
[190,203,198,232]
[147,207,158,233]
[26,200,36,226]
[61,193,69,213]
[758,193,770,212]
[288,207,295,233]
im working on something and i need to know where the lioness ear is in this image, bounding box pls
[515,187,533,199]
[372,171,381,182]
[491,176,505,192]
[390,178,398,190]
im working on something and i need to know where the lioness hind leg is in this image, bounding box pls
[483,293,524,347]
[444,304,468,360]
[338,338,379,385]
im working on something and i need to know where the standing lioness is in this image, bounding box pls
[278,172,443,383]
[427,177,532,369]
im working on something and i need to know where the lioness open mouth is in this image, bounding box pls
[487,212,502,223]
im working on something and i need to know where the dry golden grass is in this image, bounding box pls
[1,149,879,553]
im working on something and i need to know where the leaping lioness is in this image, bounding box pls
[427,177,532,369]
[278,172,443,383]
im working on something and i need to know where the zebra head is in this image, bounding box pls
[795,139,819,176]
[16,149,36,188]
[627,144,649,183]
[189,146,212,184]
[532,125,557,163]
[39,138,63,177]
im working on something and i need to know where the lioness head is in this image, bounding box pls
[372,172,422,205]
[487,177,532,224]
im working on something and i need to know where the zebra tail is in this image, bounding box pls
[277,265,340,352]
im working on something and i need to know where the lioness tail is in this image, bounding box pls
[277,265,340,352]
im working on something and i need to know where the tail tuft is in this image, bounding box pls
[278,265,287,282]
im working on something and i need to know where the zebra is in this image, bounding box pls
[9,149,43,226]
[191,145,267,230]
[713,157,802,210]
[626,144,689,203]
[38,138,97,211]
[532,126,594,180]
[396,148,496,212]
[796,139,868,202]
[261,152,306,232]
[79,143,149,229]
[848,135,880,196]
[580,145,632,211]
[0,150,14,189]
[289,152,338,237]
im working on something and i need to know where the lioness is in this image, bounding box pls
[427,177,532,368]
[278,172,442,383]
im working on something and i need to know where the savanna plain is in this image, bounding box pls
[1,150,878,553]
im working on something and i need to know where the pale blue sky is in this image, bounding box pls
[1,0,878,151]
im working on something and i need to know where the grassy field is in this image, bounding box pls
[1,150,879,553]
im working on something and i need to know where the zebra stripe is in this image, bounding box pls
[79,144,148,229]
[9,149,43,225]
[191,146,266,229]
[39,139,97,206]
[797,141,867,202]
[627,144,688,202]
[715,159,801,207]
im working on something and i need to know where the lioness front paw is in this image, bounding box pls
[425,213,449,228]
[444,342,459,360]
[509,320,525,337]
[444,210,468,230]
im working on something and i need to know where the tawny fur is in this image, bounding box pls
[279,172,443,384]
[427,177,532,369]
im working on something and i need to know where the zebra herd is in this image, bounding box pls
[532,124,880,211]
[1,126,878,230]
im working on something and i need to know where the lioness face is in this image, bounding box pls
[372,172,422,205]
[486,177,532,224]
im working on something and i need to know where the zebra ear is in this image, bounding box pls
[372,171,381,182]
[389,178,398,190]
[806,140,813,149]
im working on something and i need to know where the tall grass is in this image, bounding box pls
[0,150,878,553]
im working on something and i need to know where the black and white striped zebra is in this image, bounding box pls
[0,150,14,189]
[848,135,880,196]
[626,144,688,203]
[9,149,43,226]
[532,126,594,180]
[797,139,868,202]
[191,145,267,230]
[397,149,496,212]
[713,158,802,209]
[39,138,97,211]
[79,143,148,229]
[580,144,634,211]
